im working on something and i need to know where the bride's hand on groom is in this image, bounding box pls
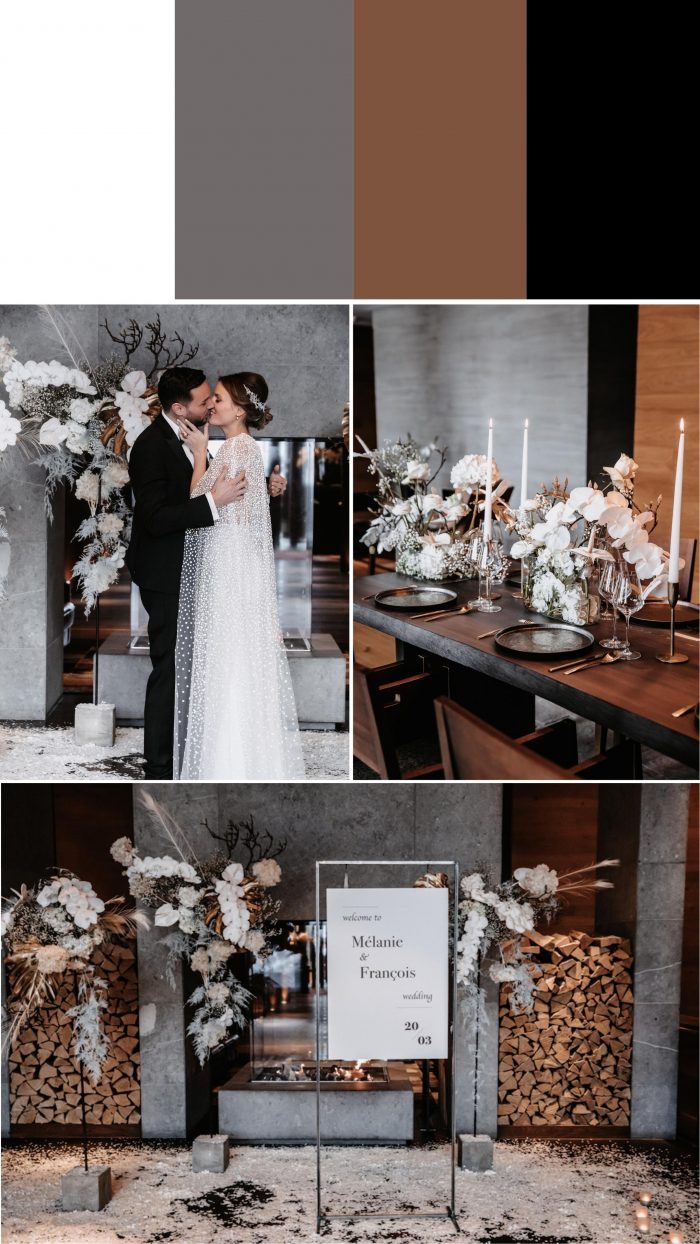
[212,469,247,507]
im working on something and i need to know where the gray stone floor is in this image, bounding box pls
[0,724,349,781]
[2,1137,697,1242]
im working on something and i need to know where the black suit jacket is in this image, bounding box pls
[125,415,215,594]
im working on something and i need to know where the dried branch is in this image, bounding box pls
[101,318,143,365]
[143,315,199,380]
[203,815,287,869]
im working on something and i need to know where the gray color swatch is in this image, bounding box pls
[176,0,353,298]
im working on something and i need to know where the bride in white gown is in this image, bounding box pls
[173,371,305,780]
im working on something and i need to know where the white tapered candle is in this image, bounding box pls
[520,419,529,508]
[484,418,494,540]
[668,419,685,583]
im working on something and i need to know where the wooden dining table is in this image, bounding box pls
[354,571,699,771]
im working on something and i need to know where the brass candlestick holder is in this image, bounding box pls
[657,581,689,664]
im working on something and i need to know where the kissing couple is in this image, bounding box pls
[125,365,305,781]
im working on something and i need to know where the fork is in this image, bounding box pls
[561,653,622,676]
[410,604,475,622]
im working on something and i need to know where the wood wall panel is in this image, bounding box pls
[634,305,699,601]
[508,786,599,934]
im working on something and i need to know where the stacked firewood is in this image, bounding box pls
[498,929,633,1127]
[8,941,140,1127]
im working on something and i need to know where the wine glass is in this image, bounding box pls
[598,559,623,650]
[475,537,502,614]
[609,562,645,660]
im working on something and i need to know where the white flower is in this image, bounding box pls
[190,948,210,974]
[97,512,123,539]
[560,586,587,624]
[390,499,417,518]
[417,544,447,579]
[68,397,97,425]
[530,501,572,553]
[61,933,93,957]
[75,470,100,509]
[3,360,26,406]
[178,885,202,908]
[415,491,445,516]
[127,854,201,883]
[101,459,130,491]
[456,908,489,983]
[489,964,519,984]
[38,417,69,448]
[178,909,197,934]
[222,862,245,886]
[604,453,638,489]
[493,897,535,934]
[37,877,104,928]
[79,546,126,597]
[461,874,493,904]
[154,903,180,927]
[110,836,135,866]
[64,420,92,453]
[244,929,266,955]
[514,864,559,897]
[567,486,608,523]
[252,859,282,888]
[623,534,665,581]
[401,459,430,484]
[116,371,151,446]
[0,400,22,451]
[1,908,14,938]
[450,453,499,493]
[0,337,17,373]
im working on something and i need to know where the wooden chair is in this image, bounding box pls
[679,537,697,601]
[434,696,636,781]
[354,661,445,779]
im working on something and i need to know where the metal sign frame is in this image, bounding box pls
[314,859,461,1234]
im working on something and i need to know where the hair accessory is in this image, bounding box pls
[243,384,266,414]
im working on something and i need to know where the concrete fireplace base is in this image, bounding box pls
[216,1063,414,1144]
[96,632,345,728]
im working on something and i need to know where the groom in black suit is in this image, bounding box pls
[126,366,286,778]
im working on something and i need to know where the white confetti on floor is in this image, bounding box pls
[1,1138,697,1243]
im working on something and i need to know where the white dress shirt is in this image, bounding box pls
[162,412,218,521]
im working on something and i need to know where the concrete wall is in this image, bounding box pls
[0,306,96,719]
[370,304,589,495]
[630,785,690,1140]
[133,782,503,1138]
[99,305,349,438]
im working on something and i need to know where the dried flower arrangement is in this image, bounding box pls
[1,872,143,1084]
[112,794,285,1066]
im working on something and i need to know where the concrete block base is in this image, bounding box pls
[74,702,116,747]
[218,1063,414,1144]
[61,1164,112,1211]
[458,1134,494,1172]
[192,1134,230,1173]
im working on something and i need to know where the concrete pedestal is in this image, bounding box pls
[74,702,116,747]
[192,1134,230,1173]
[458,1134,493,1172]
[96,631,345,727]
[61,1165,112,1211]
[217,1063,414,1144]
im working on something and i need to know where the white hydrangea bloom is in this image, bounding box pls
[252,859,281,888]
[514,864,559,897]
[0,400,22,452]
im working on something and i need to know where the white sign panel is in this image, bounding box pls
[326,887,449,1060]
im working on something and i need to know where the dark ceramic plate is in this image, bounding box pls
[631,600,699,628]
[372,587,459,610]
[494,622,595,658]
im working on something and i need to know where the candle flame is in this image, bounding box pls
[489,418,493,429]
[525,418,529,429]
[680,418,685,432]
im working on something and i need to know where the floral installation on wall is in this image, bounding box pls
[0,311,199,611]
[510,454,670,624]
[1,871,144,1084]
[456,859,619,1014]
[355,435,511,581]
[112,795,286,1065]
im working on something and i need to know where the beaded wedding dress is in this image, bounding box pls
[174,433,305,779]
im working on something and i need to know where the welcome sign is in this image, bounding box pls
[326,887,449,1060]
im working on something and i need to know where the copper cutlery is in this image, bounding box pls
[409,604,475,622]
[671,701,698,718]
[557,653,622,675]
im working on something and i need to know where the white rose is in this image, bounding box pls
[401,459,430,484]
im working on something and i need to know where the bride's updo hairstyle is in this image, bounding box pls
[220,372,273,430]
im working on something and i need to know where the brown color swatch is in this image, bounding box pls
[354,0,526,298]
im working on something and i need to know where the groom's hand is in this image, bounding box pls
[268,464,287,497]
[212,469,247,507]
